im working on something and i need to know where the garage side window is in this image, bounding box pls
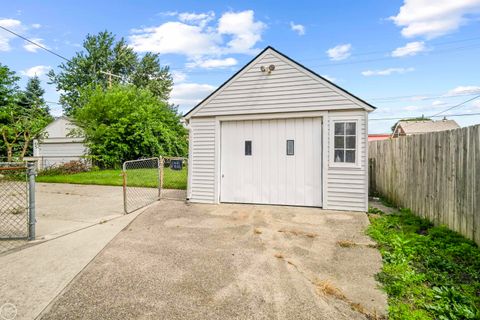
[334,122,356,163]
[245,140,252,156]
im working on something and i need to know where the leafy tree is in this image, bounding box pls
[74,85,187,168]
[0,65,52,161]
[0,63,20,107]
[48,31,173,114]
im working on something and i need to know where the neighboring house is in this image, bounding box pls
[32,116,87,168]
[184,46,375,212]
[392,119,460,137]
[368,134,391,142]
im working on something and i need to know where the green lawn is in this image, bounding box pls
[37,167,187,190]
[367,206,480,320]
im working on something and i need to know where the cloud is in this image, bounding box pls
[403,105,420,111]
[170,83,216,111]
[23,38,49,52]
[290,22,305,35]
[21,65,51,77]
[391,41,427,57]
[130,10,266,58]
[0,18,23,51]
[218,10,266,54]
[178,11,215,27]
[31,23,41,29]
[323,75,336,82]
[362,67,415,76]
[390,0,480,39]
[172,70,187,83]
[186,57,237,69]
[472,100,480,109]
[446,85,480,96]
[432,100,446,106]
[326,44,352,61]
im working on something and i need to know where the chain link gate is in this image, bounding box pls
[160,157,188,200]
[0,162,36,253]
[122,158,161,214]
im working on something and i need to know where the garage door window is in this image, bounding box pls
[245,140,252,156]
[334,122,356,164]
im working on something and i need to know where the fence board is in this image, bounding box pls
[369,124,480,245]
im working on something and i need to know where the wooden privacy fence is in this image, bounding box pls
[369,124,480,245]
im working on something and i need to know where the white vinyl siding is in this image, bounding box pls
[188,117,216,203]
[325,111,368,211]
[193,52,365,117]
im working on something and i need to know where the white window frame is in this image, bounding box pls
[329,118,360,168]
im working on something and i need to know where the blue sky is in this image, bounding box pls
[1,0,480,133]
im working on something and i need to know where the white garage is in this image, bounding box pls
[184,46,375,211]
[32,117,88,169]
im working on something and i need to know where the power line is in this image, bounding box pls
[431,94,480,117]
[0,25,70,61]
[370,112,480,121]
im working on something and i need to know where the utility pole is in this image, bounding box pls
[100,71,123,88]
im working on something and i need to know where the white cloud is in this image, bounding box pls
[21,65,51,77]
[170,83,216,111]
[446,85,480,96]
[362,67,415,76]
[472,100,480,109]
[218,10,266,54]
[186,57,237,69]
[31,23,41,29]
[390,0,480,39]
[403,105,420,111]
[172,70,187,83]
[432,100,446,106]
[290,22,305,35]
[178,11,215,27]
[23,38,49,52]
[0,18,23,51]
[326,44,352,61]
[392,41,427,57]
[129,10,266,59]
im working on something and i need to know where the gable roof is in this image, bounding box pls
[398,119,460,134]
[183,46,376,119]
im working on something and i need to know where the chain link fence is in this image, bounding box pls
[122,158,161,214]
[160,157,188,200]
[0,162,36,254]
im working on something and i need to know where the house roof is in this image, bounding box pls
[183,46,376,119]
[398,119,460,134]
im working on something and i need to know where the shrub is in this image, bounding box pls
[39,160,89,176]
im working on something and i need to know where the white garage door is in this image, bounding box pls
[220,118,322,207]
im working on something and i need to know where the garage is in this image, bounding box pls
[184,46,375,212]
[220,118,322,206]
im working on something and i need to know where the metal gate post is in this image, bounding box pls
[159,157,163,199]
[122,166,127,214]
[27,162,36,240]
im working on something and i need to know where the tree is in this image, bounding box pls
[0,63,20,108]
[74,85,187,168]
[18,76,51,117]
[48,31,173,114]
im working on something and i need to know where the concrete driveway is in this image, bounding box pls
[40,200,387,320]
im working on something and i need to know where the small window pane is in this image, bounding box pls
[346,136,356,149]
[286,140,294,155]
[334,136,344,148]
[345,150,356,163]
[334,122,345,135]
[346,122,356,135]
[245,140,252,156]
[334,149,344,162]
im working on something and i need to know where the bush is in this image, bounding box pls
[39,160,89,176]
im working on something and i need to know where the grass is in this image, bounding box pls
[37,167,187,190]
[367,207,480,320]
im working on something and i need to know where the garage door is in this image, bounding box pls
[220,118,322,207]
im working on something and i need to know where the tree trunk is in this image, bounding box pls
[20,132,31,161]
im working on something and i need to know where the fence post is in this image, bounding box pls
[159,157,164,199]
[27,162,36,240]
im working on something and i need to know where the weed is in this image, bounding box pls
[274,253,284,259]
[367,209,480,319]
[368,207,385,215]
[314,279,346,299]
[278,228,318,238]
[253,228,262,235]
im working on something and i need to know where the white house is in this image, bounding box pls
[33,116,87,168]
[183,46,375,212]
